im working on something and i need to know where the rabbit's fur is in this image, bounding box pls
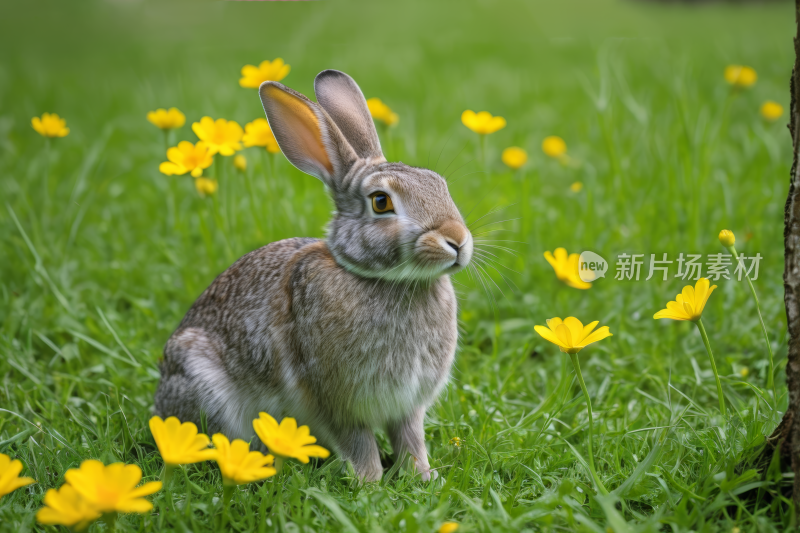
[154,70,473,481]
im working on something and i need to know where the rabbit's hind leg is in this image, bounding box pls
[154,327,235,436]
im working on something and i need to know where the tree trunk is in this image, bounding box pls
[771,0,800,510]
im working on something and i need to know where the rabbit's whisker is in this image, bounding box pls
[440,140,470,178]
[469,217,520,233]
[471,253,520,292]
[471,228,513,238]
[474,243,520,258]
[471,256,511,297]
[447,169,487,186]
[433,131,455,174]
[466,202,516,228]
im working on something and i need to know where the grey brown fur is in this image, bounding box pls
[154,70,473,481]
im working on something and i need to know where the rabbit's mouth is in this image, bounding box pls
[411,227,473,276]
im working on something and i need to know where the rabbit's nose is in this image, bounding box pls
[445,240,460,253]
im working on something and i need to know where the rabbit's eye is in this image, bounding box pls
[371,193,394,214]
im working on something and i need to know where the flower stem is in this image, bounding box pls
[43,137,52,211]
[479,134,487,168]
[728,244,776,403]
[104,511,118,532]
[163,464,175,511]
[274,456,284,473]
[696,318,726,416]
[244,157,264,239]
[568,352,609,495]
[221,484,234,529]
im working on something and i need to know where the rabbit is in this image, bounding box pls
[154,69,473,482]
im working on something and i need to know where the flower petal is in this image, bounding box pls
[578,326,612,347]
[534,325,565,348]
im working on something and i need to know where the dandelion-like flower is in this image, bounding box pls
[461,110,506,135]
[149,416,215,467]
[253,413,330,464]
[192,117,243,156]
[147,108,186,130]
[439,522,459,533]
[761,101,784,121]
[570,182,583,193]
[542,136,567,159]
[0,453,35,500]
[195,177,218,197]
[724,65,757,88]
[534,317,612,354]
[36,484,101,531]
[544,248,591,290]
[243,118,280,154]
[31,113,69,138]
[718,229,735,248]
[449,437,462,448]
[234,154,247,172]
[239,58,291,88]
[211,434,276,486]
[654,277,725,415]
[64,460,162,514]
[534,317,611,494]
[159,141,214,178]
[653,278,717,322]
[501,147,527,169]
[367,98,399,126]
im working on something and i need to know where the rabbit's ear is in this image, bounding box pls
[259,81,357,186]
[314,70,384,161]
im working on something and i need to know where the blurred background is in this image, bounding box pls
[0,0,796,530]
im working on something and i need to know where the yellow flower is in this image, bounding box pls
[159,141,214,178]
[366,98,399,126]
[234,154,247,172]
[449,437,462,448]
[0,453,35,500]
[761,101,784,121]
[253,412,330,463]
[211,434,276,486]
[149,416,215,466]
[195,177,218,197]
[724,65,757,88]
[439,522,459,533]
[243,118,280,153]
[146,108,186,130]
[501,147,527,169]
[192,117,243,156]
[239,58,291,88]
[718,229,735,248]
[542,136,567,158]
[570,182,583,193]
[31,113,69,138]
[740,367,750,378]
[534,317,612,355]
[64,460,162,514]
[461,110,506,135]
[36,484,101,531]
[654,278,717,322]
[544,248,591,290]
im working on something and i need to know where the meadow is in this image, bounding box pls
[0,0,796,531]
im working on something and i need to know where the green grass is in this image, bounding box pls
[0,0,795,530]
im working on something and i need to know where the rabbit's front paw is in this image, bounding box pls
[356,462,383,483]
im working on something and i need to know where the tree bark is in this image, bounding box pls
[772,0,800,510]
